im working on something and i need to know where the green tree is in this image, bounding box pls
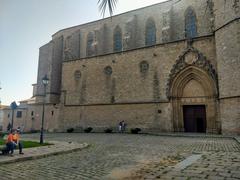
[98,0,118,17]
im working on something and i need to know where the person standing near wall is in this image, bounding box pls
[118,121,122,132]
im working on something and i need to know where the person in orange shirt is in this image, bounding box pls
[6,131,15,155]
[12,129,24,154]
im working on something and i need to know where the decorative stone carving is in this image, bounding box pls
[139,61,149,73]
[124,15,137,49]
[233,0,240,13]
[206,0,215,31]
[162,8,173,43]
[104,66,112,75]
[64,47,75,61]
[185,52,198,64]
[166,46,218,99]
[64,31,80,61]
[74,70,81,80]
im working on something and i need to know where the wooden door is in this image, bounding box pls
[183,105,206,133]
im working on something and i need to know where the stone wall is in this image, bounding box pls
[62,37,216,104]
[35,43,53,99]
[35,0,214,105]
[26,104,60,133]
[2,105,59,133]
[59,103,172,132]
[59,37,217,132]
[220,97,240,135]
[49,36,63,103]
[213,0,240,135]
[35,37,63,104]
[214,0,240,98]
[3,108,27,132]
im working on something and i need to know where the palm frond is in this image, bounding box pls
[98,0,118,17]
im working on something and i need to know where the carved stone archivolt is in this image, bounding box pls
[166,46,219,133]
[166,46,218,99]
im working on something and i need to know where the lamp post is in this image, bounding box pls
[0,82,2,107]
[10,101,17,131]
[40,75,49,144]
[0,83,2,105]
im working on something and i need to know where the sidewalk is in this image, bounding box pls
[0,140,89,165]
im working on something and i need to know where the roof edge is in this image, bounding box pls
[52,0,174,37]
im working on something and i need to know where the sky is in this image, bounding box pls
[0,0,167,105]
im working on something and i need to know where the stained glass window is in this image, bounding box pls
[87,32,94,56]
[114,26,122,52]
[185,8,197,38]
[145,18,156,46]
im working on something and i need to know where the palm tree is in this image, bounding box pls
[98,0,118,17]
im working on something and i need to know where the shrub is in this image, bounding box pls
[84,127,93,133]
[104,128,113,133]
[0,132,6,138]
[130,128,141,134]
[30,129,39,133]
[67,128,74,133]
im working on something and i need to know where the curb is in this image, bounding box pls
[0,143,89,165]
[139,132,234,138]
[60,132,238,140]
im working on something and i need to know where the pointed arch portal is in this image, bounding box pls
[167,47,219,133]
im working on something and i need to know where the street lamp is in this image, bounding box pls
[40,75,49,144]
[0,84,1,106]
[0,82,2,106]
[10,101,17,131]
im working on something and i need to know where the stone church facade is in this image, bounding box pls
[11,0,239,134]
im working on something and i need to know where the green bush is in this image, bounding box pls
[84,127,93,133]
[130,128,141,134]
[67,128,74,133]
[30,129,39,133]
[0,139,51,148]
[0,132,6,138]
[104,128,113,133]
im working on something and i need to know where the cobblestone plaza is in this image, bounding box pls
[0,133,239,179]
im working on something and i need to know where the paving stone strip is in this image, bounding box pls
[174,154,202,170]
[234,136,240,144]
[0,140,89,165]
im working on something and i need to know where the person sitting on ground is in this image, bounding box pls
[12,129,24,154]
[5,131,15,155]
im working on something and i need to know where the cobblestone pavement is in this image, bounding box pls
[0,140,88,165]
[0,133,239,180]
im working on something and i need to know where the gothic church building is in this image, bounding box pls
[27,0,240,134]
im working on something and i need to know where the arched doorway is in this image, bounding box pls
[167,47,219,133]
[183,105,206,133]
